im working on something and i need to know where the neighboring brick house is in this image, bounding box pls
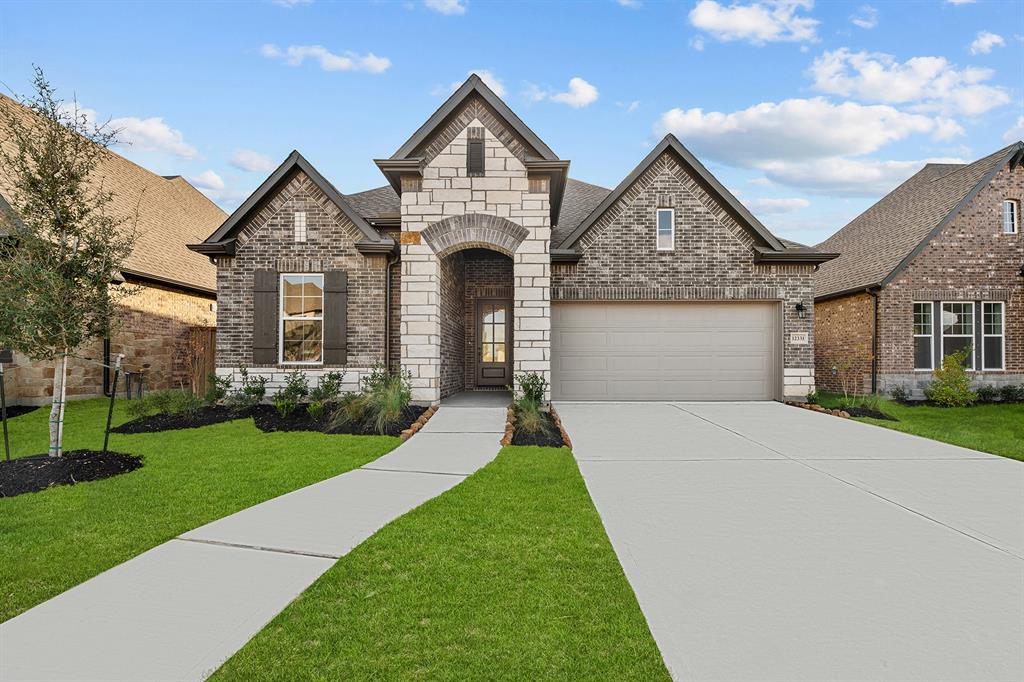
[191,75,835,404]
[814,142,1024,397]
[0,94,224,405]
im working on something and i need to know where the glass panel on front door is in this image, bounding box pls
[481,303,506,363]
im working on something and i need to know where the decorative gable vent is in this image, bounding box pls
[657,193,675,208]
[467,126,485,176]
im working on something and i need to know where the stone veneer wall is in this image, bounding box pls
[214,169,387,394]
[876,162,1024,397]
[6,281,215,405]
[552,151,817,399]
[463,252,514,390]
[438,252,466,398]
[399,105,551,403]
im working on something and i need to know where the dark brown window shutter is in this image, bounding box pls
[467,138,484,176]
[253,270,278,364]
[324,270,348,365]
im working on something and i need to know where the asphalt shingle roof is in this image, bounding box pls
[0,94,224,292]
[814,142,1023,299]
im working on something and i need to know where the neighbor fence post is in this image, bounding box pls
[103,354,124,454]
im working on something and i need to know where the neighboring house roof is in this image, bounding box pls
[815,141,1024,300]
[0,94,224,293]
[190,150,395,257]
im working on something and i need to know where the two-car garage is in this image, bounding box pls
[550,301,780,401]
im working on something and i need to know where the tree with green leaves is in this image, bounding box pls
[0,68,138,456]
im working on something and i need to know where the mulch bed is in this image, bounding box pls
[844,406,897,421]
[0,450,143,497]
[2,405,41,420]
[111,405,241,434]
[511,411,566,448]
[254,403,428,437]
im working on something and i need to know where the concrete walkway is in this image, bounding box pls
[0,398,506,682]
[557,401,1024,682]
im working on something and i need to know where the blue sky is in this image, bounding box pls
[1,0,1021,245]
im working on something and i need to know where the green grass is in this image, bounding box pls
[816,392,1024,462]
[0,398,399,622]
[214,446,670,681]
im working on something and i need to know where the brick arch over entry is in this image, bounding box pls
[421,213,530,258]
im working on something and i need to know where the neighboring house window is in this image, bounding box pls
[941,301,975,369]
[280,273,323,364]
[982,301,1004,370]
[913,302,933,371]
[467,138,485,176]
[294,211,307,243]
[656,208,674,251]
[1003,200,1019,234]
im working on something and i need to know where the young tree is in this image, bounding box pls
[0,68,138,456]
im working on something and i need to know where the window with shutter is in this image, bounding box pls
[280,273,324,364]
[323,270,348,365]
[253,270,279,364]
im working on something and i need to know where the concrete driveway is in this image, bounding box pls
[556,401,1024,682]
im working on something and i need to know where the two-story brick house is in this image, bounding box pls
[190,75,836,404]
[814,142,1024,396]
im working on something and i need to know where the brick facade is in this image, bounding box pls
[815,162,1024,397]
[214,170,388,393]
[464,252,514,390]
[5,281,216,405]
[438,251,466,398]
[552,151,818,398]
[814,292,875,394]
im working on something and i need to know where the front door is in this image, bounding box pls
[476,300,512,386]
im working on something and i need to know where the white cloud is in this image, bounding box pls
[808,48,1010,116]
[424,0,466,15]
[758,156,964,197]
[550,77,599,108]
[1004,115,1024,143]
[850,4,877,29]
[272,0,312,7]
[746,197,810,213]
[690,36,706,51]
[260,43,391,74]
[616,0,642,7]
[110,116,198,159]
[522,82,548,103]
[188,170,225,192]
[688,0,819,45]
[969,31,1005,55]
[230,149,276,173]
[626,100,641,113]
[442,69,505,97]
[945,0,976,4]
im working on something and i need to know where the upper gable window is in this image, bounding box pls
[1003,200,1019,234]
[656,208,674,251]
[294,211,307,243]
[467,126,485,177]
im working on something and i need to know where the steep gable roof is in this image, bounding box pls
[556,134,786,253]
[191,150,394,257]
[815,141,1024,300]
[0,94,224,293]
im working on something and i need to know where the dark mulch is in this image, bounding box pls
[845,406,898,421]
[511,411,566,448]
[255,403,428,437]
[0,450,143,497]
[2,405,41,420]
[112,405,242,434]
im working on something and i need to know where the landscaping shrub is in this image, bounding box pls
[329,365,412,435]
[804,389,819,405]
[307,371,345,421]
[976,385,999,404]
[226,366,268,414]
[889,384,910,403]
[924,348,977,407]
[272,370,310,418]
[512,372,553,437]
[999,384,1024,403]
[124,390,201,420]
[517,371,548,405]
[203,373,232,406]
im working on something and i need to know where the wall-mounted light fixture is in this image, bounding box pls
[795,302,807,319]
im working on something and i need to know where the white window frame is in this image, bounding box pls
[294,211,307,243]
[279,272,324,365]
[1003,200,1019,235]
[981,301,1005,371]
[940,301,975,371]
[912,301,934,372]
[656,208,674,251]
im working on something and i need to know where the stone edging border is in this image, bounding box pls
[400,405,438,441]
[500,404,573,448]
[549,405,573,449]
[785,401,850,419]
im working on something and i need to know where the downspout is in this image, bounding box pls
[384,250,399,373]
[867,288,880,394]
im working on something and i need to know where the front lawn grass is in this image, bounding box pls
[0,398,399,622]
[817,392,1024,462]
[214,446,670,681]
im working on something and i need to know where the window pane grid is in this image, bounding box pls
[480,304,506,363]
[656,209,673,250]
[294,211,307,242]
[913,302,933,371]
[1003,200,1018,234]
[941,302,974,369]
[982,301,1004,370]
[281,274,324,363]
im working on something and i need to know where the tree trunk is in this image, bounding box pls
[48,350,68,457]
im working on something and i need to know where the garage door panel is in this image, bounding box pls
[552,302,778,401]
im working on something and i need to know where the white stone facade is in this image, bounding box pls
[399,120,551,403]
